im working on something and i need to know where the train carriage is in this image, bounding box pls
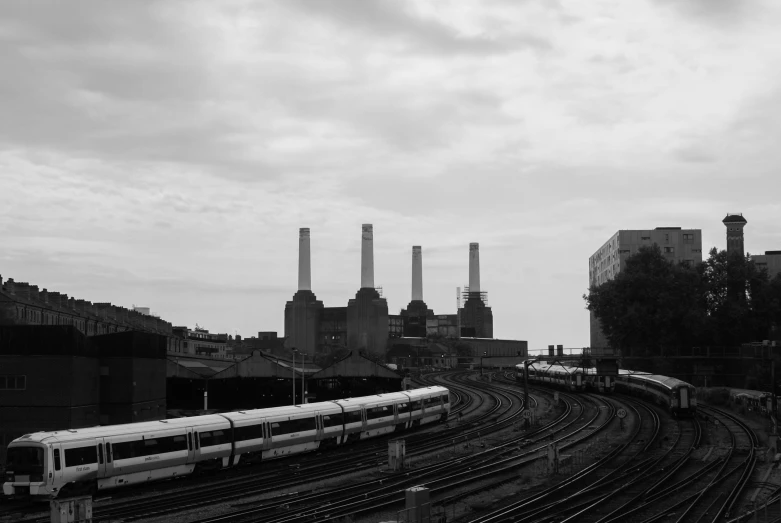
[3,386,451,500]
[514,362,586,392]
[582,367,616,394]
[615,370,696,417]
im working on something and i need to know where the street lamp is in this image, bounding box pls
[481,351,487,375]
[292,348,298,405]
[301,352,306,404]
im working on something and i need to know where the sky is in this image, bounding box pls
[1,0,780,351]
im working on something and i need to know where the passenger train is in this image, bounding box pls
[514,363,696,416]
[514,363,586,392]
[615,370,697,417]
[3,386,450,499]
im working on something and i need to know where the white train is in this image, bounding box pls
[3,386,450,499]
[515,363,586,392]
[615,370,696,416]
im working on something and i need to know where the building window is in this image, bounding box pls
[664,247,675,254]
[665,234,670,241]
[693,249,702,253]
[683,233,694,243]
[0,375,26,390]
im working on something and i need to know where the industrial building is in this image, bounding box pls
[588,226,704,348]
[284,225,524,362]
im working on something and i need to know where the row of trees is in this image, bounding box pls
[584,245,781,355]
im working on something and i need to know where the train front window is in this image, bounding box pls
[6,446,44,475]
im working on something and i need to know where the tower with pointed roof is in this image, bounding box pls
[722,213,747,258]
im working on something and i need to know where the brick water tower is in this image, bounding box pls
[722,213,747,258]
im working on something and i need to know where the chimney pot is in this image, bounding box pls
[41,288,49,304]
[5,278,14,295]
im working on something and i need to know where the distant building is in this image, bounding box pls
[172,326,231,359]
[230,331,285,356]
[0,275,177,350]
[753,251,781,280]
[588,227,703,348]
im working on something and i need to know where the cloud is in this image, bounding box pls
[280,0,550,56]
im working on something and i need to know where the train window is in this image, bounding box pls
[187,433,192,451]
[344,411,363,424]
[195,433,200,450]
[106,443,112,464]
[441,394,450,404]
[270,418,316,435]
[200,430,230,447]
[54,449,61,471]
[235,424,264,441]
[322,413,344,427]
[98,444,103,465]
[397,403,410,413]
[367,406,391,420]
[410,400,422,411]
[113,435,188,458]
[64,446,98,467]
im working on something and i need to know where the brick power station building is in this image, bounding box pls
[284,225,523,362]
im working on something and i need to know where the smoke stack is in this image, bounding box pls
[361,224,374,289]
[469,243,480,293]
[412,246,423,301]
[298,228,311,291]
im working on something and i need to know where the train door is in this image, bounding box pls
[188,427,201,462]
[50,444,64,488]
[185,427,196,463]
[679,387,690,409]
[96,439,113,479]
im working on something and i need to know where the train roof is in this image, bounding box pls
[620,370,693,390]
[9,414,231,446]
[9,386,450,447]
[518,362,583,374]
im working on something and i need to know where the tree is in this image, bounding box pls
[585,245,781,355]
[584,245,708,356]
[698,248,779,345]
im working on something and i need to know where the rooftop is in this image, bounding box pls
[722,213,747,224]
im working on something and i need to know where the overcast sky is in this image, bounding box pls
[2,0,780,350]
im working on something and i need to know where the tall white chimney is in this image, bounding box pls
[469,242,480,293]
[412,246,423,301]
[298,228,311,291]
[361,224,374,289]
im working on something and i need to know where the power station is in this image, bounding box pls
[284,224,514,360]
